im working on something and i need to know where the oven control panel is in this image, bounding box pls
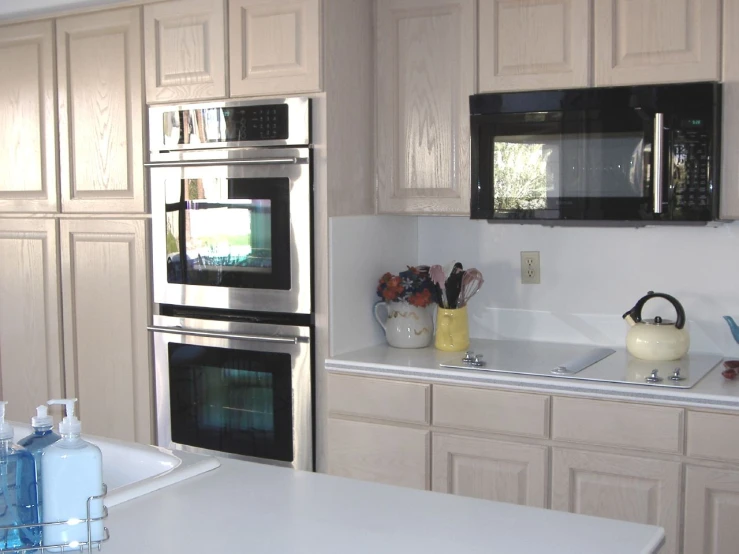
[222,104,290,141]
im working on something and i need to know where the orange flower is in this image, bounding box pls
[408,289,432,308]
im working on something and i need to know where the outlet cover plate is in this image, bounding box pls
[521,251,540,284]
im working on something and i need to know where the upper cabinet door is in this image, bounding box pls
[478,0,591,92]
[229,0,321,97]
[144,0,227,102]
[0,21,57,213]
[594,0,720,86]
[376,0,475,215]
[57,8,145,214]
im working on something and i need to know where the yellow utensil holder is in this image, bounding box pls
[435,306,470,352]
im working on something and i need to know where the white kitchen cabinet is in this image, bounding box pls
[0,219,63,422]
[56,8,146,214]
[593,0,720,86]
[478,0,591,92]
[144,0,227,102]
[551,448,681,554]
[376,0,475,214]
[0,21,57,213]
[684,465,739,554]
[327,418,430,489]
[432,433,548,507]
[59,219,152,444]
[228,0,321,97]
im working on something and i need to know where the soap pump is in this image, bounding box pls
[19,404,61,522]
[0,401,41,549]
[41,398,104,549]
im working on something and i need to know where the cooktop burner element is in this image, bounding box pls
[438,341,722,389]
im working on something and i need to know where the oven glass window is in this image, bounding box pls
[164,177,291,290]
[168,343,294,462]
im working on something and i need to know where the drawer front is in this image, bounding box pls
[327,373,430,425]
[433,385,549,438]
[552,397,684,454]
[687,411,739,463]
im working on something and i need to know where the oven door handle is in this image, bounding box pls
[144,157,305,168]
[147,325,305,344]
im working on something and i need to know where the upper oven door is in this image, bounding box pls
[148,148,311,314]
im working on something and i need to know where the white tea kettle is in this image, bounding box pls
[622,291,690,361]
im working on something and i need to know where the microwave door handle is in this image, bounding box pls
[144,157,305,168]
[653,113,664,214]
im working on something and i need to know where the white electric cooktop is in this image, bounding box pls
[439,341,722,389]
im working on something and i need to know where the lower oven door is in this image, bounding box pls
[149,315,312,470]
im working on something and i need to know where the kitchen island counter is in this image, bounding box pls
[327,339,739,411]
[102,456,663,554]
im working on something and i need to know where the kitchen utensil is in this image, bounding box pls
[458,269,484,308]
[445,264,464,308]
[429,265,447,308]
[622,291,690,361]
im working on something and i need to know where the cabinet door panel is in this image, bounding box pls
[552,448,680,554]
[229,0,321,97]
[60,219,151,443]
[684,465,739,554]
[594,0,720,85]
[432,433,548,507]
[0,21,57,212]
[327,418,429,489]
[376,0,474,214]
[57,8,145,213]
[144,0,226,102]
[0,219,63,421]
[478,0,590,92]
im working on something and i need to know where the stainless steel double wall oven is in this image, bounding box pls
[147,98,313,470]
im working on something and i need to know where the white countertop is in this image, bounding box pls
[102,457,663,554]
[327,339,739,411]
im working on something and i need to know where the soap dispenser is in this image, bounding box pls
[41,398,104,550]
[0,401,41,550]
[19,405,61,522]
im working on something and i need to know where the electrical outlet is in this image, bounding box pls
[520,251,540,284]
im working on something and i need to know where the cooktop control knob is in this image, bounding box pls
[472,354,486,367]
[462,351,475,364]
[646,369,663,383]
[669,367,685,381]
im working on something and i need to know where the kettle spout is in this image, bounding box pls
[724,316,739,344]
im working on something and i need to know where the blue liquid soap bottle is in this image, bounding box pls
[0,401,41,550]
[18,405,60,522]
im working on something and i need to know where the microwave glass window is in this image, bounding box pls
[168,343,294,462]
[164,176,291,290]
[492,132,646,212]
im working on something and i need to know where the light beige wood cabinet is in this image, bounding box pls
[593,0,720,86]
[375,0,475,214]
[432,433,548,507]
[57,8,145,214]
[551,448,681,554]
[0,219,64,422]
[0,21,57,213]
[478,0,591,92]
[59,219,152,444]
[144,0,227,102]
[229,0,321,97]
[327,418,429,489]
[684,465,739,554]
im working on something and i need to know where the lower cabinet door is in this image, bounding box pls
[327,418,429,490]
[59,219,152,443]
[432,433,548,507]
[551,448,680,554]
[684,465,739,554]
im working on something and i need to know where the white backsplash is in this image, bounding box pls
[418,217,739,355]
[329,215,418,356]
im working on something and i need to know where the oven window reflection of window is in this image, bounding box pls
[493,139,555,211]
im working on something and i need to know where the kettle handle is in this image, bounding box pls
[622,291,686,329]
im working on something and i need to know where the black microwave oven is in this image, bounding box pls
[469,82,721,223]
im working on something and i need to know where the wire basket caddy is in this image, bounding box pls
[0,484,110,553]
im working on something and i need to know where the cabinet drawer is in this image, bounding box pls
[687,411,739,463]
[552,397,684,454]
[433,385,549,438]
[327,373,430,425]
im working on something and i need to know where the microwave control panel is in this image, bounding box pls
[671,124,711,213]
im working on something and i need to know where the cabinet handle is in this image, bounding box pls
[653,113,664,214]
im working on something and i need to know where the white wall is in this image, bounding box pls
[418,217,739,355]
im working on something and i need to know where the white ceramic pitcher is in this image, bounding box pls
[373,301,433,348]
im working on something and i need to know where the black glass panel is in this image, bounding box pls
[164,177,291,289]
[168,343,294,462]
